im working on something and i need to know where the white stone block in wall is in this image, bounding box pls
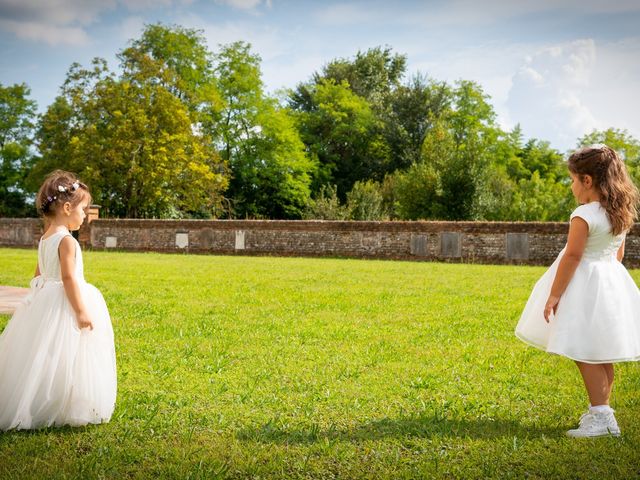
[235,230,245,250]
[176,232,189,249]
[105,236,117,248]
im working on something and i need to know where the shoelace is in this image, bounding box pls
[578,413,592,426]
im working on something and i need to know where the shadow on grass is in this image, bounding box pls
[236,414,564,445]
[0,423,105,439]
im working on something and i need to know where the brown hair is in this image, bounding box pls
[36,170,91,217]
[568,145,639,235]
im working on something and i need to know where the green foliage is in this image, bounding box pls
[509,171,574,221]
[384,74,451,171]
[290,47,407,194]
[391,161,442,220]
[35,56,227,218]
[13,32,640,221]
[2,249,640,478]
[346,180,387,220]
[120,23,221,118]
[474,128,571,221]
[304,181,388,221]
[390,82,499,221]
[577,128,640,163]
[213,42,315,218]
[303,184,349,220]
[293,79,387,197]
[320,46,407,109]
[0,83,37,216]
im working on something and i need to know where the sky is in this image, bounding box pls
[0,0,639,153]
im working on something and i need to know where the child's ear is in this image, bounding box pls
[583,175,593,188]
[63,202,72,216]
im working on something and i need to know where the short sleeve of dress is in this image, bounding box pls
[569,204,592,231]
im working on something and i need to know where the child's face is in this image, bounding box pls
[64,198,89,231]
[570,172,592,203]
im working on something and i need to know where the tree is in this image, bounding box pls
[577,128,640,163]
[213,42,315,218]
[292,79,387,198]
[319,46,407,110]
[119,23,222,121]
[509,171,573,221]
[422,81,498,220]
[390,160,442,220]
[384,74,450,171]
[290,47,408,191]
[0,83,37,216]
[35,54,228,218]
[303,184,349,220]
[346,180,387,220]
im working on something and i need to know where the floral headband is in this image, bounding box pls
[41,182,81,211]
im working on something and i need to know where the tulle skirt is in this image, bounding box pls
[0,280,116,430]
[516,250,640,364]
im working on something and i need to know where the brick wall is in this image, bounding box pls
[0,218,42,247]
[2,217,639,267]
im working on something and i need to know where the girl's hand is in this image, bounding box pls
[76,312,94,331]
[543,295,560,323]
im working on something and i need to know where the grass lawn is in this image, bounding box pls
[1,248,639,479]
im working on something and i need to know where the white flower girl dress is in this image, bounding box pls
[516,202,640,363]
[0,230,116,430]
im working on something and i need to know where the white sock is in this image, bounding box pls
[589,404,612,414]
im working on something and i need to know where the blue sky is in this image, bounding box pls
[1,0,639,152]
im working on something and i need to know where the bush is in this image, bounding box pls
[346,180,388,220]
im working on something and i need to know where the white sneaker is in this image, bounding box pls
[567,410,621,438]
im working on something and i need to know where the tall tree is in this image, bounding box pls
[290,47,407,191]
[119,23,222,120]
[35,53,227,218]
[319,46,407,110]
[426,81,499,220]
[0,83,37,216]
[384,74,450,171]
[292,79,387,198]
[213,41,315,218]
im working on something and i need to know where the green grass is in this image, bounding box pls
[1,248,640,479]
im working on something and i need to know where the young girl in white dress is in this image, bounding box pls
[516,144,640,438]
[0,170,117,430]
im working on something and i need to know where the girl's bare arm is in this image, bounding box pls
[544,217,589,321]
[59,236,93,330]
[617,238,625,262]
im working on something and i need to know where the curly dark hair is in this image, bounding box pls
[36,170,91,217]
[568,145,639,235]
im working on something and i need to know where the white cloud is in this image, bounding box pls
[0,18,91,46]
[175,13,287,61]
[430,0,640,24]
[583,37,640,142]
[121,0,175,10]
[314,3,385,26]
[0,0,116,25]
[506,39,600,150]
[0,0,194,45]
[0,0,117,45]
[117,16,146,42]
[213,0,271,11]
[312,1,640,30]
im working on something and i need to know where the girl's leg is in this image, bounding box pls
[569,362,620,437]
[602,363,614,402]
[575,361,610,406]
